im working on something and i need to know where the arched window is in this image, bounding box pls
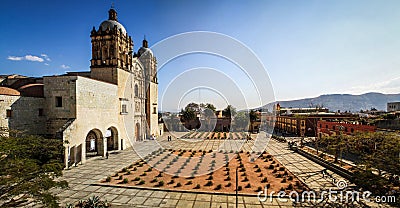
[134,84,138,97]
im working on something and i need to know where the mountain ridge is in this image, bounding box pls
[273,92,400,112]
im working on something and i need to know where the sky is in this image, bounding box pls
[1,0,400,111]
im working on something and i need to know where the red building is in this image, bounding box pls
[317,120,376,137]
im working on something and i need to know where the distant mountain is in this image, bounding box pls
[274,92,400,112]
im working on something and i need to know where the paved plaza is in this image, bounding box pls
[54,132,387,207]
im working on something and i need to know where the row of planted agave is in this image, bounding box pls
[181,131,251,140]
[104,148,308,194]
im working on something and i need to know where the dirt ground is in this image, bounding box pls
[102,150,308,195]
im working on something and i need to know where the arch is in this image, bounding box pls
[85,129,103,158]
[106,126,118,151]
[135,123,140,141]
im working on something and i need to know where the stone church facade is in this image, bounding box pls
[0,8,159,167]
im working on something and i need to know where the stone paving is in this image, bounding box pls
[54,132,389,207]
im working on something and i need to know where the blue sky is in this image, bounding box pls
[1,0,400,110]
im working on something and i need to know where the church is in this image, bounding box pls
[0,8,160,167]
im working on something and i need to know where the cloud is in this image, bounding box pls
[346,77,400,94]
[25,55,44,62]
[60,64,70,69]
[7,56,23,61]
[7,54,44,62]
[44,63,49,66]
[41,54,51,61]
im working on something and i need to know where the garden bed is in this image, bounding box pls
[101,149,308,195]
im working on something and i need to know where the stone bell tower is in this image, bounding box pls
[90,8,134,84]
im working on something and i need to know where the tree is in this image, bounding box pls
[180,108,196,121]
[249,110,259,122]
[222,105,237,118]
[234,111,249,131]
[204,103,216,113]
[0,133,67,207]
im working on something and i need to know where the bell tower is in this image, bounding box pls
[90,8,134,84]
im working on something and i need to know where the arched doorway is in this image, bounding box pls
[106,127,118,151]
[135,123,140,141]
[85,129,103,158]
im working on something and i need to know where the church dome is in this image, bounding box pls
[99,8,126,34]
[0,87,20,96]
[138,47,153,57]
[137,39,153,57]
[100,20,126,34]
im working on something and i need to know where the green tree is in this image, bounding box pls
[0,134,67,207]
[205,103,216,113]
[249,110,259,122]
[234,111,249,131]
[222,105,237,118]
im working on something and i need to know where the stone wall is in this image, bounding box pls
[0,95,46,135]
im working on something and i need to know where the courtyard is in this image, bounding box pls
[53,131,381,207]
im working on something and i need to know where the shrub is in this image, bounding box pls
[287,184,293,190]
[226,182,232,187]
[122,178,129,184]
[138,180,145,185]
[146,167,153,172]
[266,183,270,188]
[245,183,251,188]
[279,167,285,171]
[122,168,128,172]
[186,181,193,185]
[168,180,175,184]
[129,164,133,168]
[256,186,262,192]
[272,169,277,173]
[254,165,259,168]
[276,173,282,178]
[205,181,213,186]
[150,178,158,183]
[157,172,162,177]
[268,165,274,169]
[207,175,213,180]
[118,175,123,180]
[237,186,242,191]
[255,168,261,172]
[242,177,249,182]
[241,172,247,177]
[259,173,263,177]
[114,173,119,177]
[105,176,111,182]
[194,184,201,189]
[140,172,147,176]
[225,176,231,181]
[288,176,293,181]
[126,170,131,175]
[261,177,268,183]
[215,184,222,190]
[281,178,287,183]
[157,181,164,187]
[133,167,137,171]
[133,177,140,181]
[176,183,182,187]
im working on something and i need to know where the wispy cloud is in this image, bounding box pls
[346,77,400,94]
[44,63,49,66]
[7,56,23,61]
[41,54,51,61]
[25,55,44,62]
[7,54,44,62]
[60,64,70,69]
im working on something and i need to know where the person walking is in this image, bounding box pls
[106,151,109,159]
